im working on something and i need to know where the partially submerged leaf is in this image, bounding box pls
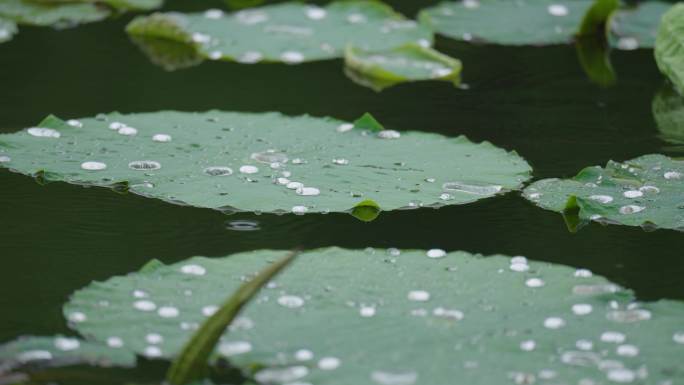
[575,35,616,87]
[343,43,461,91]
[0,336,136,376]
[167,251,298,385]
[418,0,595,46]
[0,111,531,215]
[0,0,109,27]
[131,35,205,71]
[524,154,684,231]
[126,1,433,64]
[652,85,684,145]
[0,17,17,43]
[654,3,684,95]
[350,199,380,222]
[610,1,671,50]
[64,247,684,384]
[577,0,619,38]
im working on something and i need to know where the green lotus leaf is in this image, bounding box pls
[27,0,163,12]
[62,247,684,384]
[0,0,109,27]
[0,111,531,216]
[0,335,136,377]
[609,1,671,50]
[653,85,684,145]
[654,3,684,94]
[126,1,433,64]
[343,43,461,91]
[524,154,684,232]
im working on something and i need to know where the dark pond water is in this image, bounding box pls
[0,0,682,382]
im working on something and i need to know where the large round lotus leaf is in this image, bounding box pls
[418,0,594,46]
[609,1,670,50]
[524,154,684,231]
[654,3,684,95]
[125,1,433,64]
[0,17,17,43]
[64,248,684,385]
[653,86,684,145]
[0,0,109,27]
[0,335,136,376]
[0,111,531,214]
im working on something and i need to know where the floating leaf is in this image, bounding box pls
[418,0,595,46]
[0,17,17,43]
[0,336,136,377]
[343,43,461,91]
[0,0,109,27]
[131,35,205,71]
[653,85,684,145]
[64,247,684,384]
[610,1,671,50]
[126,1,433,64]
[524,154,684,231]
[0,111,531,216]
[654,3,684,94]
[28,0,163,12]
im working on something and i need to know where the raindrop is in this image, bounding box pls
[204,166,233,176]
[202,305,218,316]
[281,51,305,64]
[306,6,326,20]
[0,155,10,163]
[144,346,162,358]
[442,182,502,195]
[54,337,80,351]
[426,249,446,259]
[433,307,464,320]
[66,119,83,128]
[606,368,635,383]
[108,122,124,130]
[664,171,682,180]
[278,295,305,308]
[439,193,452,201]
[616,344,639,357]
[152,134,172,142]
[146,333,163,344]
[296,187,320,196]
[377,130,401,139]
[318,357,341,370]
[158,306,179,318]
[463,0,480,8]
[239,165,259,174]
[619,205,645,215]
[332,158,349,165]
[639,185,659,193]
[407,290,430,302]
[600,331,626,344]
[589,195,613,204]
[180,264,206,276]
[292,205,308,215]
[337,123,354,133]
[576,339,593,350]
[27,127,60,138]
[226,220,260,231]
[525,278,545,288]
[218,341,252,356]
[547,4,569,16]
[295,349,314,361]
[673,332,684,344]
[133,300,156,311]
[387,247,401,256]
[118,126,138,136]
[519,340,536,351]
[616,37,639,51]
[572,303,593,316]
[133,290,148,298]
[574,269,593,278]
[287,181,304,190]
[623,190,643,198]
[543,317,565,329]
[204,9,224,19]
[191,32,211,44]
[360,305,376,317]
[68,312,87,323]
[81,161,107,171]
[128,160,161,171]
[107,337,124,348]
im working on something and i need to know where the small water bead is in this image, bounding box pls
[639,185,659,193]
[525,278,545,288]
[18,350,53,362]
[377,130,401,139]
[204,9,224,19]
[281,51,305,64]
[81,161,107,171]
[407,290,430,302]
[426,249,446,259]
[347,13,366,23]
[66,119,83,128]
[118,126,138,136]
[600,331,626,343]
[371,370,418,385]
[589,195,614,204]
[204,166,233,177]
[278,295,305,308]
[296,187,320,196]
[574,269,593,278]
[463,0,480,8]
[158,306,180,318]
[129,160,161,171]
[616,36,639,51]
[181,321,199,331]
[191,32,211,44]
[664,171,682,180]
[673,332,684,344]
[146,333,163,344]
[543,317,566,329]
[439,193,452,201]
[133,289,148,298]
[519,340,536,352]
[387,247,401,256]
[291,205,308,214]
[295,349,314,361]
[606,368,636,383]
[152,134,172,142]
[68,312,87,323]
[318,357,341,370]
[237,51,263,64]
[332,158,349,165]
[306,6,326,20]
[180,264,206,276]
[202,305,218,316]
[576,339,593,350]
[606,308,651,323]
[0,155,10,163]
[251,150,288,164]
[616,344,639,357]
[442,182,502,195]
[431,67,453,78]
[54,337,80,351]
[547,4,569,16]
[107,336,124,348]
[619,205,645,215]
[623,190,643,198]
[144,346,162,358]
[109,122,124,130]
[218,341,252,356]
[572,303,593,316]
[432,307,464,320]
[238,165,259,174]
[134,300,156,311]
[286,181,304,190]
[336,123,354,133]
[360,305,376,317]
[27,127,60,138]
[255,366,309,383]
